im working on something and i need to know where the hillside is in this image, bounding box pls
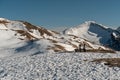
[0,18,113,57]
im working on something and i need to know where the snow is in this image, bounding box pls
[0,28,53,57]
[0,18,110,53]
[0,18,10,21]
[6,21,27,30]
[13,39,53,54]
[0,18,120,79]
[56,43,75,51]
[64,21,115,45]
[64,22,89,37]
[0,52,120,80]
[0,18,27,30]
[0,30,21,48]
[0,24,8,30]
[112,32,118,38]
[29,29,41,38]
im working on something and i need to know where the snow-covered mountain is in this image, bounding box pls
[64,21,120,50]
[117,26,120,32]
[0,18,58,56]
[0,18,114,57]
[0,18,120,79]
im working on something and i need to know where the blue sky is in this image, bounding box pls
[0,0,120,29]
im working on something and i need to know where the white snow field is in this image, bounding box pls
[0,52,120,80]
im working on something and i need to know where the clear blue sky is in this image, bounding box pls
[0,0,120,29]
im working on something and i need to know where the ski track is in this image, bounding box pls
[0,52,120,80]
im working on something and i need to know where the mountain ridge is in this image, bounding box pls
[0,18,116,57]
[64,21,120,50]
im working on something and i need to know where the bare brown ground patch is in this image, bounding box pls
[67,41,78,48]
[51,30,59,34]
[92,58,120,67]
[38,28,53,36]
[14,30,37,40]
[22,21,38,30]
[0,20,9,27]
[68,34,79,38]
[22,21,54,36]
[47,39,58,43]
[0,20,9,24]
[87,49,115,53]
[47,44,66,52]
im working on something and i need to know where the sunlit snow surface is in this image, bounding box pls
[0,18,120,80]
[0,52,120,80]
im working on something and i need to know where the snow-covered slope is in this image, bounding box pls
[64,21,120,50]
[0,52,120,80]
[0,18,114,57]
[0,18,57,57]
[0,18,56,40]
[0,18,120,80]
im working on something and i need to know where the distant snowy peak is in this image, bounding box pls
[117,26,120,32]
[0,18,10,21]
[64,21,110,37]
[64,21,120,50]
[85,21,108,27]
[64,21,114,44]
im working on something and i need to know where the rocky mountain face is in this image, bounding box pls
[117,27,120,32]
[64,21,120,51]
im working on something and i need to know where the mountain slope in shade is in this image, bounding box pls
[64,21,120,50]
[117,26,120,33]
[0,18,114,57]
